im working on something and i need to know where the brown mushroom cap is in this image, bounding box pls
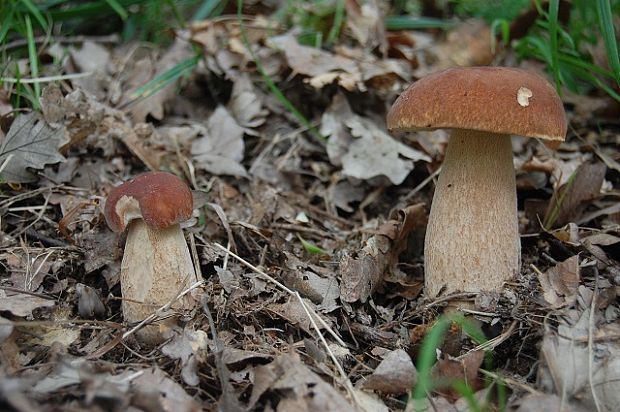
[387,66,567,141]
[104,171,193,233]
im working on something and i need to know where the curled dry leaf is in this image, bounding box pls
[537,255,580,307]
[0,112,66,183]
[340,204,425,302]
[344,0,388,54]
[362,349,417,395]
[544,162,606,228]
[267,32,362,90]
[228,73,268,130]
[191,106,248,177]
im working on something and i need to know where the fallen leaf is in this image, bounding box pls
[0,290,55,317]
[267,32,362,91]
[515,394,588,412]
[362,349,417,395]
[342,115,430,184]
[538,287,620,411]
[0,112,67,183]
[131,367,202,412]
[191,106,248,177]
[161,328,209,386]
[249,353,354,410]
[537,255,580,307]
[76,283,106,319]
[228,73,268,130]
[544,162,606,228]
[344,0,387,54]
[431,350,485,401]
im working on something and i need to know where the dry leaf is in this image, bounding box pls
[431,350,485,401]
[537,255,580,307]
[0,113,66,183]
[267,32,362,91]
[538,287,620,411]
[515,394,588,412]
[344,0,387,54]
[161,328,209,386]
[249,353,354,410]
[191,106,248,177]
[132,367,202,412]
[545,162,606,227]
[342,116,430,184]
[228,73,268,130]
[0,290,55,317]
[321,92,355,167]
[362,349,417,395]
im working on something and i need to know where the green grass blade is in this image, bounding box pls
[104,0,129,20]
[547,0,561,93]
[595,0,620,87]
[19,0,49,30]
[193,0,226,20]
[24,15,40,107]
[0,9,14,45]
[297,234,329,255]
[325,0,345,46]
[384,15,455,31]
[123,54,200,105]
[236,0,324,142]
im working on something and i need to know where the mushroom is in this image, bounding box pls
[104,171,198,343]
[387,67,566,297]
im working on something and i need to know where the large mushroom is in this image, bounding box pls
[387,67,566,297]
[104,171,198,343]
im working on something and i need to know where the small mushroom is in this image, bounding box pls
[387,67,566,297]
[104,171,198,343]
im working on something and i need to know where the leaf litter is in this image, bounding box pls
[0,4,619,412]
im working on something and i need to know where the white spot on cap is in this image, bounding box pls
[517,87,533,107]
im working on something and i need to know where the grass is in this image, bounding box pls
[410,313,506,412]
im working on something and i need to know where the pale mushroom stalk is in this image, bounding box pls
[424,130,519,296]
[121,220,196,343]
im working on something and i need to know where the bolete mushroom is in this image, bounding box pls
[387,67,566,297]
[104,171,198,343]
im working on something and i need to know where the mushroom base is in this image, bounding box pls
[424,130,520,297]
[121,220,198,344]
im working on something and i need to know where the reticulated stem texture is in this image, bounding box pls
[424,129,520,297]
[121,220,197,344]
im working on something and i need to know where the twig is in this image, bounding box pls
[0,34,119,52]
[403,167,442,202]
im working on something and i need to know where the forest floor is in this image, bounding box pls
[1,2,619,412]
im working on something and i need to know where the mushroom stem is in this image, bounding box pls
[121,219,197,343]
[424,130,520,297]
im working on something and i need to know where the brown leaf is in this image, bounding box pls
[431,350,485,401]
[249,353,354,410]
[362,349,417,395]
[344,0,387,55]
[340,203,425,302]
[544,162,606,228]
[537,255,580,307]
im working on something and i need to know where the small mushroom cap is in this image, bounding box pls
[387,66,567,141]
[104,171,193,233]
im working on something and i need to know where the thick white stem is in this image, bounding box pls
[424,130,520,297]
[121,220,197,344]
